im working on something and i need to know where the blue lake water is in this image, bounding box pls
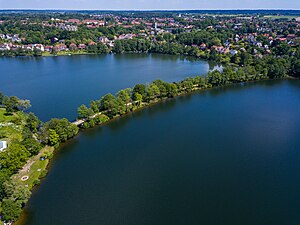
[2,53,299,225]
[0,54,212,121]
[20,79,300,225]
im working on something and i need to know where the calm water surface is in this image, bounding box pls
[22,79,300,225]
[0,54,212,121]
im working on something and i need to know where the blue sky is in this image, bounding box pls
[0,0,299,10]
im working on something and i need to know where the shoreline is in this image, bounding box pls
[12,76,299,225]
[0,51,219,66]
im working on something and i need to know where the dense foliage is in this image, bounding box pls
[0,93,78,222]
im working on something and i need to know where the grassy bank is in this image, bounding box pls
[41,50,94,57]
[11,146,55,189]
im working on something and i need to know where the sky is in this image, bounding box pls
[0,0,299,10]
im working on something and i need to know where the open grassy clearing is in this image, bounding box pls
[11,146,55,189]
[0,108,26,142]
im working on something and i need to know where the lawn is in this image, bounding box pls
[42,50,91,57]
[12,146,55,189]
[264,15,298,19]
[0,108,25,142]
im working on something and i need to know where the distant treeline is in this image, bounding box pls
[0,10,299,16]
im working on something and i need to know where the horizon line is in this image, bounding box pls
[0,8,300,11]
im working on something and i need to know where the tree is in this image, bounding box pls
[26,112,41,133]
[100,94,119,117]
[4,180,31,203]
[42,118,79,143]
[146,84,160,102]
[180,79,194,92]
[0,144,30,173]
[48,129,60,147]
[2,96,30,113]
[87,44,98,53]
[1,198,22,221]
[0,171,9,199]
[116,89,131,104]
[0,92,3,105]
[291,59,300,77]
[8,96,19,111]
[164,83,178,97]
[93,114,110,125]
[153,80,167,97]
[17,99,31,112]
[211,37,221,46]
[133,92,143,105]
[273,42,291,56]
[3,96,13,114]
[113,40,124,53]
[209,48,217,61]
[77,104,93,119]
[33,48,42,57]
[208,70,224,86]
[116,89,132,113]
[90,100,100,113]
[132,84,146,100]
[97,43,109,54]
[22,138,42,155]
[240,51,252,66]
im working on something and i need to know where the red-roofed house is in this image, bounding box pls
[45,46,53,52]
[78,44,86,50]
[54,44,67,52]
[67,19,81,24]
[69,43,77,50]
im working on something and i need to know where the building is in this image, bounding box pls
[69,43,77,51]
[0,140,7,152]
[44,46,53,52]
[200,43,207,50]
[78,44,86,50]
[67,19,81,24]
[99,36,110,43]
[0,43,10,51]
[230,50,238,55]
[34,44,45,52]
[53,44,67,52]
[83,19,98,25]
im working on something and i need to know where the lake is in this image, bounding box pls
[0,54,213,121]
[21,79,300,225]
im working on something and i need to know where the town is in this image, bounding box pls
[0,11,299,60]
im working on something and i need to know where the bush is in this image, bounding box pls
[39,170,48,179]
[33,179,41,186]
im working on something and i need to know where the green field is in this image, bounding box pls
[11,146,55,189]
[264,15,299,19]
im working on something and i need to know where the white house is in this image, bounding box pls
[0,140,7,152]
[0,43,10,51]
[230,50,238,55]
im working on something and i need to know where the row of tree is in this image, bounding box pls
[76,55,298,130]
